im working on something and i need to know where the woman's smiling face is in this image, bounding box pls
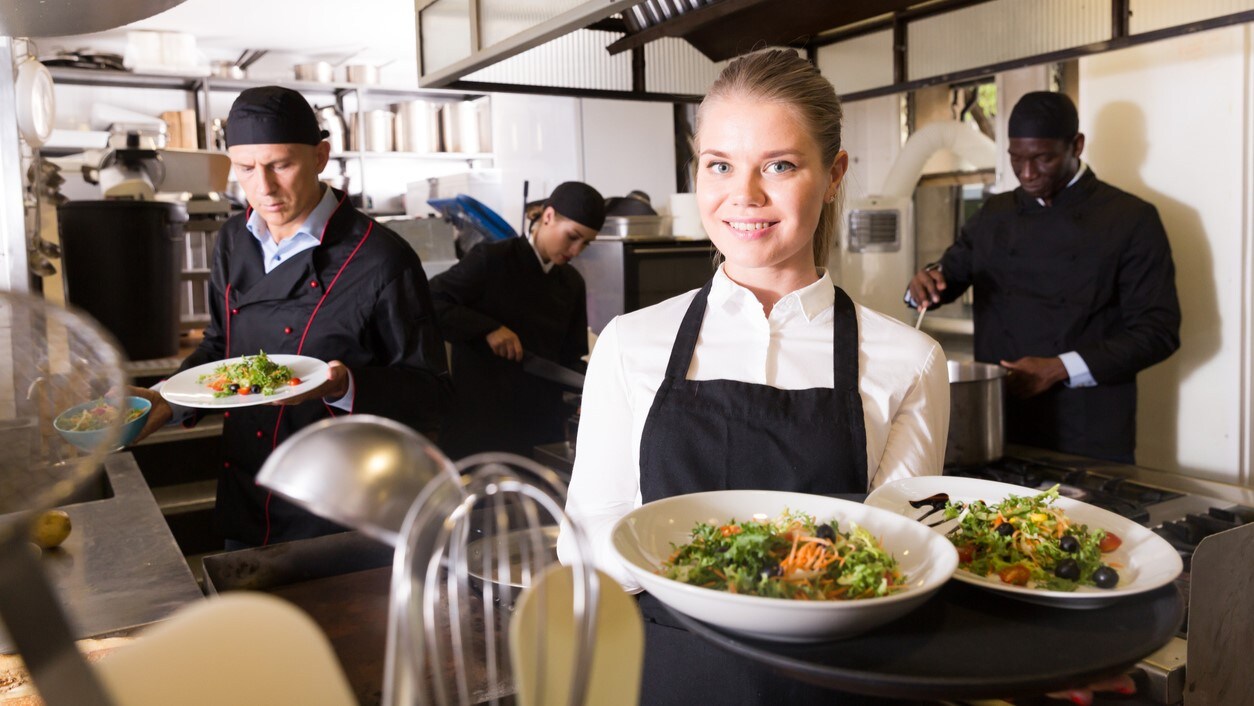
[696,96,844,285]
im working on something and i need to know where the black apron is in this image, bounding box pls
[636,280,876,705]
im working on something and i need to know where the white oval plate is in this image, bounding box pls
[160,354,329,409]
[865,476,1183,609]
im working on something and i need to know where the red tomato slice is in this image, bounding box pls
[956,544,976,564]
[288,378,302,386]
[1098,532,1123,553]
[238,386,252,395]
[997,565,1031,586]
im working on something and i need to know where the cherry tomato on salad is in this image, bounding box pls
[238,386,252,395]
[997,565,1031,586]
[956,543,976,564]
[1098,532,1123,553]
[209,379,226,392]
[288,377,302,386]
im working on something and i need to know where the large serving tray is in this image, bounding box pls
[668,580,1183,700]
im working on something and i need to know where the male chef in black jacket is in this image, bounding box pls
[906,91,1180,463]
[132,86,452,546]
[430,181,604,459]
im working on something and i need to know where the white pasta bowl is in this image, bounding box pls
[609,490,958,642]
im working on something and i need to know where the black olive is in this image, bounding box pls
[996,522,1015,537]
[1054,558,1081,580]
[762,562,782,578]
[228,383,240,392]
[1093,565,1119,589]
[1059,535,1080,553]
[817,524,836,541]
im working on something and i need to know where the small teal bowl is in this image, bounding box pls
[53,396,152,452]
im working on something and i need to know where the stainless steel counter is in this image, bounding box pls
[0,452,204,653]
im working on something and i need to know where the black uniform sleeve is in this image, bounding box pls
[1073,205,1181,384]
[429,245,506,342]
[350,265,453,435]
[558,272,589,373]
[921,206,981,310]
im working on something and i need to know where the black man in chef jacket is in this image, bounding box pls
[907,91,1180,464]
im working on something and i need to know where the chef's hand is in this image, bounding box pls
[907,266,947,310]
[271,360,350,406]
[1045,673,1137,704]
[1000,356,1069,399]
[126,386,172,443]
[486,326,524,362]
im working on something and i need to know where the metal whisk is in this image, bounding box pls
[384,452,599,706]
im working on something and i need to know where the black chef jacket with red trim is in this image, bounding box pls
[178,188,452,545]
[934,168,1180,461]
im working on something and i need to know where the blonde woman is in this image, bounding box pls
[560,50,947,703]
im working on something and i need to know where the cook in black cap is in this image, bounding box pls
[224,86,332,238]
[427,180,605,458]
[1005,91,1086,205]
[126,85,454,549]
[906,87,1179,466]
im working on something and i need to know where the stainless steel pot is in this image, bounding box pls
[393,100,441,153]
[210,60,245,80]
[294,61,334,83]
[945,360,1007,467]
[314,105,347,154]
[599,215,673,238]
[343,64,380,85]
[349,110,395,152]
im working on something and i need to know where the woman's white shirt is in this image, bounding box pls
[560,266,950,591]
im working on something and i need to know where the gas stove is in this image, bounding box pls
[947,446,1254,705]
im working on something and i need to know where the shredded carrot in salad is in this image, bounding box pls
[659,510,907,600]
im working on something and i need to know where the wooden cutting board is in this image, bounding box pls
[0,636,135,705]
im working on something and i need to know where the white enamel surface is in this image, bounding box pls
[609,490,958,643]
[160,355,329,409]
[865,476,1184,609]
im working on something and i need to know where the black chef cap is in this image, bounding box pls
[546,181,606,232]
[1008,91,1079,140]
[225,86,328,148]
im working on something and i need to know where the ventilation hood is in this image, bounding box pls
[608,0,922,62]
[0,0,186,37]
[417,0,945,89]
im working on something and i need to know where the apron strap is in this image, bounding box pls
[831,284,869,483]
[664,279,715,379]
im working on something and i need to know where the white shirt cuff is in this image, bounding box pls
[326,368,355,412]
[1058,351,1097,388]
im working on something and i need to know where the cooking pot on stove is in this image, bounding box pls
[945,360,1006,467]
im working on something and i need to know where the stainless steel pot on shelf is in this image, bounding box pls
[393,100,441,153]
[945,360,1006,467]
[294,61,334,83]
[349,110,395,152]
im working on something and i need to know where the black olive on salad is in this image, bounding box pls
[1059,535,1080,553]
[996,522,1015,537]
[817,524,836,542]
[1092,565,1119,589]
[228,383,240,392]
[1054,558,1081,581]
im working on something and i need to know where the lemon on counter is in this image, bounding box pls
[31,509,72,549]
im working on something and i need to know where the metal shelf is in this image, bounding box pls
[47,66,486,100]
[330,150,493,161]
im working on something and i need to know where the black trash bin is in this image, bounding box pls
[58,200,189,361]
